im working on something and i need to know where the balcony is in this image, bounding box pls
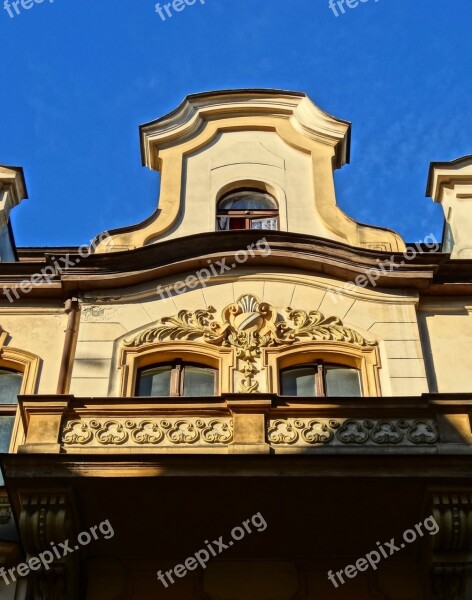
[16,393,472,456]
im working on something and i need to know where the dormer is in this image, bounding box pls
[94,89,405,253]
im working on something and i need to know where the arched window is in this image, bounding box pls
[280,361,361,397]
[136,360,217,397]
[0,368,22,454]
[216,189,279,231]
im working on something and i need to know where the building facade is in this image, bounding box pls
[1,89,472,599]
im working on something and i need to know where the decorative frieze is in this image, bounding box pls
[62,416,439,449]
[62,417,234,447]
[267,418,439,446]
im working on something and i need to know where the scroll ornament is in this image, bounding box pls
[124,294,375,393]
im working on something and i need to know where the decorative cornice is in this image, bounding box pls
[0,165,28,225]
[5,231,458,300]
[139,89,351,169]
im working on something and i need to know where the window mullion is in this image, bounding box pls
[316,362,325,397]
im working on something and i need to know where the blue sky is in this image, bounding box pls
[1,0,471,247]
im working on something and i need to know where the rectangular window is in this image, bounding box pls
[138,365,172,397]
[137,362,217,397]
[182,366,216,397]
[281,362,361,397]
[0,416,15,453]
[281,367,318,397]
[251,218,278,230]
[325,366,361,397]
[0,369,22,475]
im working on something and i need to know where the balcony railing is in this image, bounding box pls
[16,393,472,455]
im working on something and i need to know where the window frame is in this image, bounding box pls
[136,359,218,397]
[0,344,39,455]
[0,367,23,459]
[216,188,279,231]
[264,341,381,397]
[120,341,231,397]
[280,360,362,397]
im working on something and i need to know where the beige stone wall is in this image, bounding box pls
[420,300,472,393]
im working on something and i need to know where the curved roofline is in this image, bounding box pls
[139,88,351,167]
[140,88,307,130]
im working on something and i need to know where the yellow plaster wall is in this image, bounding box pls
[420,303,472,392]
[0,306,68,394]
[148,130,345,243]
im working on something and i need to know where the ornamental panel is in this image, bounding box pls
[267,418,439,447]
[62,417,233,448]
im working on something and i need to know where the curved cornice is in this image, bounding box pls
[139,89,351,169]
[2,231,461,300]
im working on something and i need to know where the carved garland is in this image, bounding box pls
[123,294,375,393]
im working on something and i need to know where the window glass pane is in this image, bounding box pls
[0,369,22,405]
[0,416,14,485]
[217,217,229,231]
[227,218,247,231]
[251,218,278,230]
[138,366,172,396]
[442,222,454,253]
[219,191,277,211]
[325,366,361,397]
[0,416,15,453]
[281,367,317,396]
[183,366,216,397]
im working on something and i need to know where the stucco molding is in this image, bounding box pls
[122,294,376,395]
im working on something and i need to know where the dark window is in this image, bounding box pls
[442,221,455,253]
[137,361,217,397]
[0,368,22,461]
[216,189,279,231]
[281,362,361,397]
